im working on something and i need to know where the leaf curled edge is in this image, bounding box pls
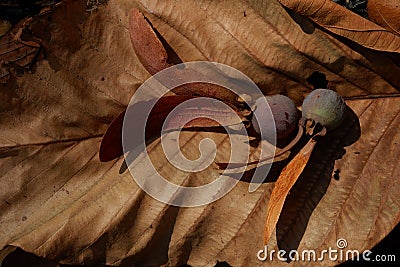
[278,0,400,52]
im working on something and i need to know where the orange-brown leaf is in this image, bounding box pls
[264,138,317,244]
[99,95,195,162]
[129,8,171,74]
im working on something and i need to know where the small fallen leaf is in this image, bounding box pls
[99,95,245,162]
[264,121,326,244]
[129,8,245,104]
[100,95,195,162]
[129,8,172,75]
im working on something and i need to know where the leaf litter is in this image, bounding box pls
[1,0,400,266]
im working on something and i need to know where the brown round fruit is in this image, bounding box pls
[252,95,300,141]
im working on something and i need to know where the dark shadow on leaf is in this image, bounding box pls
[214,261,232,267]
[85,192,146,266]
[285,8,315,34]
[275,106,361,260]
[0,147,19,158]
[120,205,180,267]
[143,16,183,66]
[326,56,347,74]
[119,159,128,174]
[306,71,328,89]
[314,26,400,92]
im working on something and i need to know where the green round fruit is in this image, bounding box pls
[252,94,300,140]
[301,89,345,130]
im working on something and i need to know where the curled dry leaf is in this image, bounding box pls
[100,95,193,162]
[129,8,171,75]
[278,0,400,52]
[264,121,327,245]
[367,0,400,35]
[217,125,304,169]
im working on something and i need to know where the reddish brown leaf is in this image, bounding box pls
[98,110,125,162]
[129,8,172,75]
[129,8,244,104]
[130,8,264,104]
[99,95,245,162]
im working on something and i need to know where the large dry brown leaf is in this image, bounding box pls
[278,0,400,52]
[1,0,400,266]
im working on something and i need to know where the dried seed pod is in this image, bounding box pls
[252,94,300,140]
[301,89,345,130]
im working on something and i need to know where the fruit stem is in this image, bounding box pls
[217,120,304,169]
[217,118,327,170]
